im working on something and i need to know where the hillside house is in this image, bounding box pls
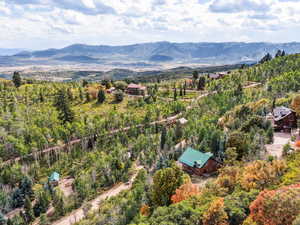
[208,71,228,80]
[268,106,297,132]
[178,117,188,126]
[107,87,116,94]
[178,147,220,176]
[126,83,146,96]
[49,172,60,186]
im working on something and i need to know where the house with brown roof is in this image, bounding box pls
[208,71,228,80]
[126,83,146,96]
[268,106,297,132]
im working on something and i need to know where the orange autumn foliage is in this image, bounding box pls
[239,160,286,191]
[171,182,200,204]
[202,198,229,225]
[248,183,300,225]
[140,204,150,216]
[295,140,300,148]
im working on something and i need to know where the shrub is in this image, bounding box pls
[293,215,300,225]
[140,205,150,216]
[114,91,124,102]
[171,182,200,204]
[239,160,286,191]
[151,164,184,206]
[283,143,292,156]
[203,198,229,225]
[216,166,240,193]
[267,155,275,162]
[114,81,127,91]
[281,151,300,185]
[248,184,300,225]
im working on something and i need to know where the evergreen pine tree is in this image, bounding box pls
[97,89,106,104]
[39,91,44,103]
[154,83,158,92]
[192,71,199,80]
[275,50,282,58]
[160,127,167,150]
[6,219,13,225]
[24,196,35,223]
[79,88,84,101]
[179,86,183,96]
[259,53,273,64]
[20,176,34,200]
[12,188,24,208]
[12,72,22,88]
[198,76,206,90]
[82,80,88,87]
[272,97,276,111]
[174,88,177,101]
[54,89,75,124]
[85,91,91,102]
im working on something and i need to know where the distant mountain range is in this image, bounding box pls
[2,42,300,67]
[0,48,26,56]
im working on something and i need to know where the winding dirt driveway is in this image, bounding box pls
[51,166,143,225]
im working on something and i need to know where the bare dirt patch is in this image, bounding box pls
[191,175,215,188]
[265,132,291,159]
[58,177,75,197]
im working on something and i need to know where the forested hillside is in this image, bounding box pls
[1,53,300,225]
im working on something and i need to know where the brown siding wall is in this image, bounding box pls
[127,88,145,95]
[182,159,219,176]
[274,112,297,131]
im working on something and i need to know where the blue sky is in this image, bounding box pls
[1,0,300,50]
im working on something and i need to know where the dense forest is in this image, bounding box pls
[0,53,300,225]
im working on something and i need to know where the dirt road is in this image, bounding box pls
[0,113,181,168]
[51,166,143,225]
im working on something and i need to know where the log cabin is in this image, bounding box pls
[270,106,297,132]
[178,147,220,176]
[49,172,60,186]
[126,83,146,96]
[208,71,228,80]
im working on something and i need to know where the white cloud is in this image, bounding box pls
[0,0,300,49]
[209,0,273,13]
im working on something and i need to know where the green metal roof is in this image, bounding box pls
[49,172,60,182]
[179,147,213,168]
